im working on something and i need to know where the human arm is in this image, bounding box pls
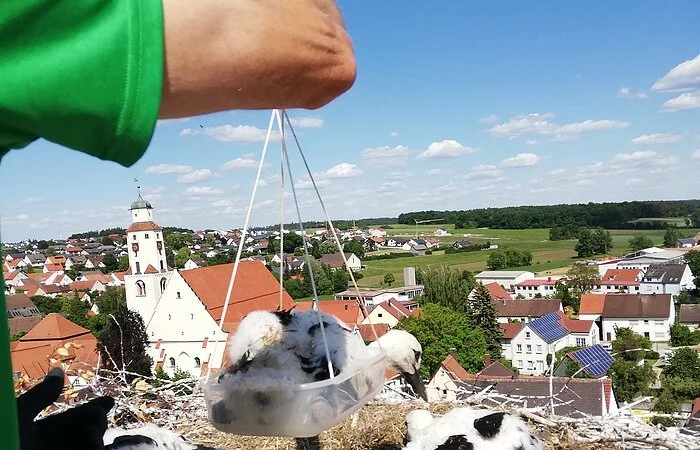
[159,0,357,118]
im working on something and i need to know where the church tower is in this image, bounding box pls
[124,187,172,325]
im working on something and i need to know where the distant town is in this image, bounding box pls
[4,193,700,430]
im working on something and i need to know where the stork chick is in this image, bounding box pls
[403,407,543,450]
[104,424,216,450]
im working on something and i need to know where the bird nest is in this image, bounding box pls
[176,402,607,450]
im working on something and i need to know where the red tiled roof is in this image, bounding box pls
[692,398,700,418]
[516,278,558,287]
[600,269,640,285]
[560,318,594,334]
[144,264,159,274]
[493,299,561,318]
[388,298,412,317]
[113,272,126,282]
[127,221,162,232]
[500,322,522,339]
[21,313,91,341]
[70,281,97,292]
[374,300,409,321]
[8,316,43,335]
[6,293,36,310]
[579,294,606,315]
[179,261,295,333]
[295,300,363,326]
[356,323,390,342]
[479,361,516,378]
[482,282,512,300]
[602,294,672,319]
[439,354,469,380]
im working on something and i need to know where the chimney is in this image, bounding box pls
[449,348,458,359]
[404,267,416,286]
[483,354,491,367]
[547,276,552,282]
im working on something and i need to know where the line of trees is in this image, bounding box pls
[398,200,700,230]
[486,248,533,270]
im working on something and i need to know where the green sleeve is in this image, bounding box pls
[0,0,164,167]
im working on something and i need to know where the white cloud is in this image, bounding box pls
[387,171,412,180]
[221,157,265,170]
[417,140,477,159]
[625,178,644,188]
[498,152,541,168]
[295,178,331,190]
[660,91,700,112]
[212,199,234,207]
[322,163,364,179]
[692,149,700,159]
[177,169,215,184]
[489,113,629,141]
[612,151,678,166]
[23,197,43,204]
[378,181,406,193]
[361,145,410,167]
[465,164,503,180]
[617,87,647,99]
[146,164,193,174]
[257,179,268,187]
[525,140,539,146]
[390,131,399,138]
[630,133,684,145]
[15,213,30,221]
[652,54,700,92]
[189,125,279,143]
[289,117,324,128]
[427,168,444,176]
[183,186,224,196]
[479,114,499,125]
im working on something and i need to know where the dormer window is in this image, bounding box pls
[145,233,150,239]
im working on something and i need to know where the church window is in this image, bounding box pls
[194,357,201,367]
[169,357,175,367]
[191,313,194,319]
[176,291,181,299]
[145,233,150,239]
[160,260,165,271]
[160,277,167,293]
[168,314,171,320]
[135,262,141,274]
[136,280,146,296]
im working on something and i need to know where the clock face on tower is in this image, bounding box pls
[132,243,140,252]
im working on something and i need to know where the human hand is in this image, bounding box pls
[17,367,115,450]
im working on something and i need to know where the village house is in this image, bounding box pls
[452,240,472,250]
[617,249,688,271]
[579,293,675,342]
[679,304,700,330]
[475,270,535,290]
[492,298,563,324]
[513,276,563,298]
[361,298,417,328]
[6,294,43,337]
[11,313,99,386]
[593,269,641,294]
[474,282,514,302]
[677,237,698,248]
[64,255,88,270]
[505,312,598,375]
[426,353,514,402]
[639,263,694,297]
[318,252,362,271]
[335,285,424,307]
[553,344,614,379]
[455,376,617,418]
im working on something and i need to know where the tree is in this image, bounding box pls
[94,287,128,316]
[165,233,191,251]
[469,283,503,359]
[628,235,654,252]
[102,254,119,272]
[383,273,396,287]
[418,266,474,314]
[662,347,700,381]
[62,295,90,328]
[45,247,56,256]
[37,240,50,250]
[101,236,114,246]
[566,264,600,298]
[331,269,349,293]
[609,359,654,403]
[663,228,680,248]
[99,309,153,379]
[487,251,507,270]
[612,327,651,362]
[118,255,130,272]
[685,250,700,288]
[397,303,487,377]
[575,228,613,258]
[592,228,614,254]
[319,240,339,255]
[31,295,63,315]
[343,240,365,259]
[670,324,700,347]
[554,281,577,311]
[174,247,191,268]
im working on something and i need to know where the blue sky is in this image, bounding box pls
[2,1,700,242]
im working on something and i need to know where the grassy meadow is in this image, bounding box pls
[355,224,699,288]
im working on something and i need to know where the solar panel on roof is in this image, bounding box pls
[530,313,568,343]
[570,345,614,377]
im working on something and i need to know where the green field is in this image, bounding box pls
[628,217,689,227]
[356,225,699,288]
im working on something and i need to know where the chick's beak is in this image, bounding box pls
[402,370,428,402]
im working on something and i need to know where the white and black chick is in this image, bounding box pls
[104,424,216,450]
[403,407,543,450]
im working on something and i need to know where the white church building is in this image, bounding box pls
[123,193,295,377]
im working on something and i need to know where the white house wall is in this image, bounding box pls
[426,367,459,402]
[601,316,673,342]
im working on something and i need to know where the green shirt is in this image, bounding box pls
[1,1,164,448]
